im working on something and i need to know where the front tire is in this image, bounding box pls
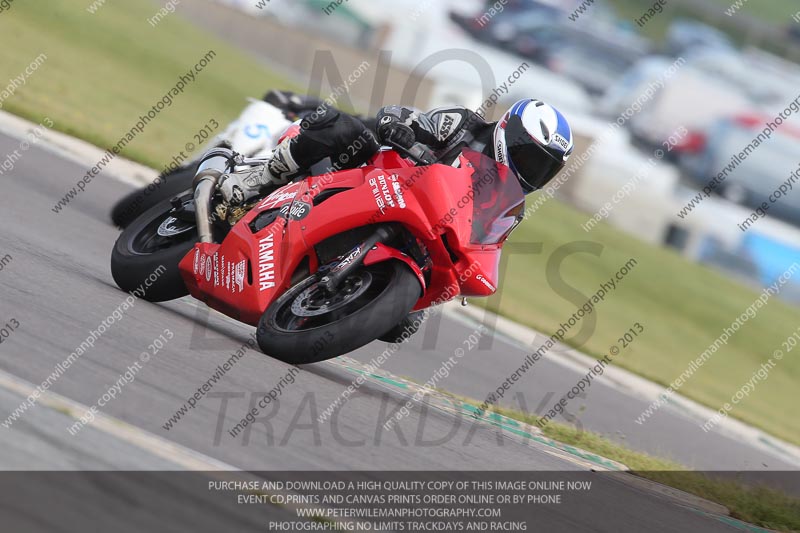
[110,192,197,302]
[257,261,421,364]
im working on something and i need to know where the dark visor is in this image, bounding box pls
[505,115,564,192]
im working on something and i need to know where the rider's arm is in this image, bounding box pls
[376,105,487,149]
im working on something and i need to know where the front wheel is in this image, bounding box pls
[257,261,421,364]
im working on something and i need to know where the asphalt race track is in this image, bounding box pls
[0,130,788,531]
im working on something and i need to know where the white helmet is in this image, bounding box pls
[494,99,573,193]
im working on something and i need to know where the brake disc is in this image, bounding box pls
[290,271,372,317]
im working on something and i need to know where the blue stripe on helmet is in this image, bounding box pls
[510,99,531,118]
[553,108,572,144]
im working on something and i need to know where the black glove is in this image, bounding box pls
[377,117,415,149]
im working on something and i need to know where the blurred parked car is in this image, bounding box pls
[664,19,735,57]
[678,114,800,227]
[492,20,651,95]
[365,0,595,114]
[449,4,561,44]
[686,49,800,110]
[599,56,751,149]
[542,33,650,96]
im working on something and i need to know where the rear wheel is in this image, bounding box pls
[110,165,197,228]
[257,261,421,364]
[110,191,197,302]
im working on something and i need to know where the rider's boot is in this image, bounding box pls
[217,140,298,204]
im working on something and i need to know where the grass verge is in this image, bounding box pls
[0,0,299,168]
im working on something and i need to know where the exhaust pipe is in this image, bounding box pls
[192,148,235,243]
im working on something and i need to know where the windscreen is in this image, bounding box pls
[464,151,526,245]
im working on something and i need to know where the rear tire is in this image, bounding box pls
[257,261,421,364]
[110,165,197,228]
[110,192,197,302]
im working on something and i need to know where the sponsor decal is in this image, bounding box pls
[223,255,230,291]
[213,253,220,287]
[235,260,246,292]
[552,133,569,151]
[331,246,362,274]
[438,112,460,140]
[380,176,395,209]
[495,139,506,164]
[258,184,300,210]
[258,234,276,291]
[476,274,496,292]
[369,177,387,215]
[204,257,212,282]
[288,201,311,221]
[371,174,407,213]
[390,175,406,209]
[193,249,201,274]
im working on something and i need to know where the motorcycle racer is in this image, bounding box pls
[218,98,574,208]
[215,98,574,343]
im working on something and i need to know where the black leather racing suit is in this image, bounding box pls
[266,104,496,182]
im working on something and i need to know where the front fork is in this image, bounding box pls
[320,225,427,294]
[320,226,396,292]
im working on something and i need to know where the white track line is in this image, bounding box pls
[0,368,235,471]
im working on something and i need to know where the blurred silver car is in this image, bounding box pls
[680,115,800,227]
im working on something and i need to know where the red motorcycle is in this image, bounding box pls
[111,142,525,364]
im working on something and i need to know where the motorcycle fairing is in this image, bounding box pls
[179,149,524,325]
